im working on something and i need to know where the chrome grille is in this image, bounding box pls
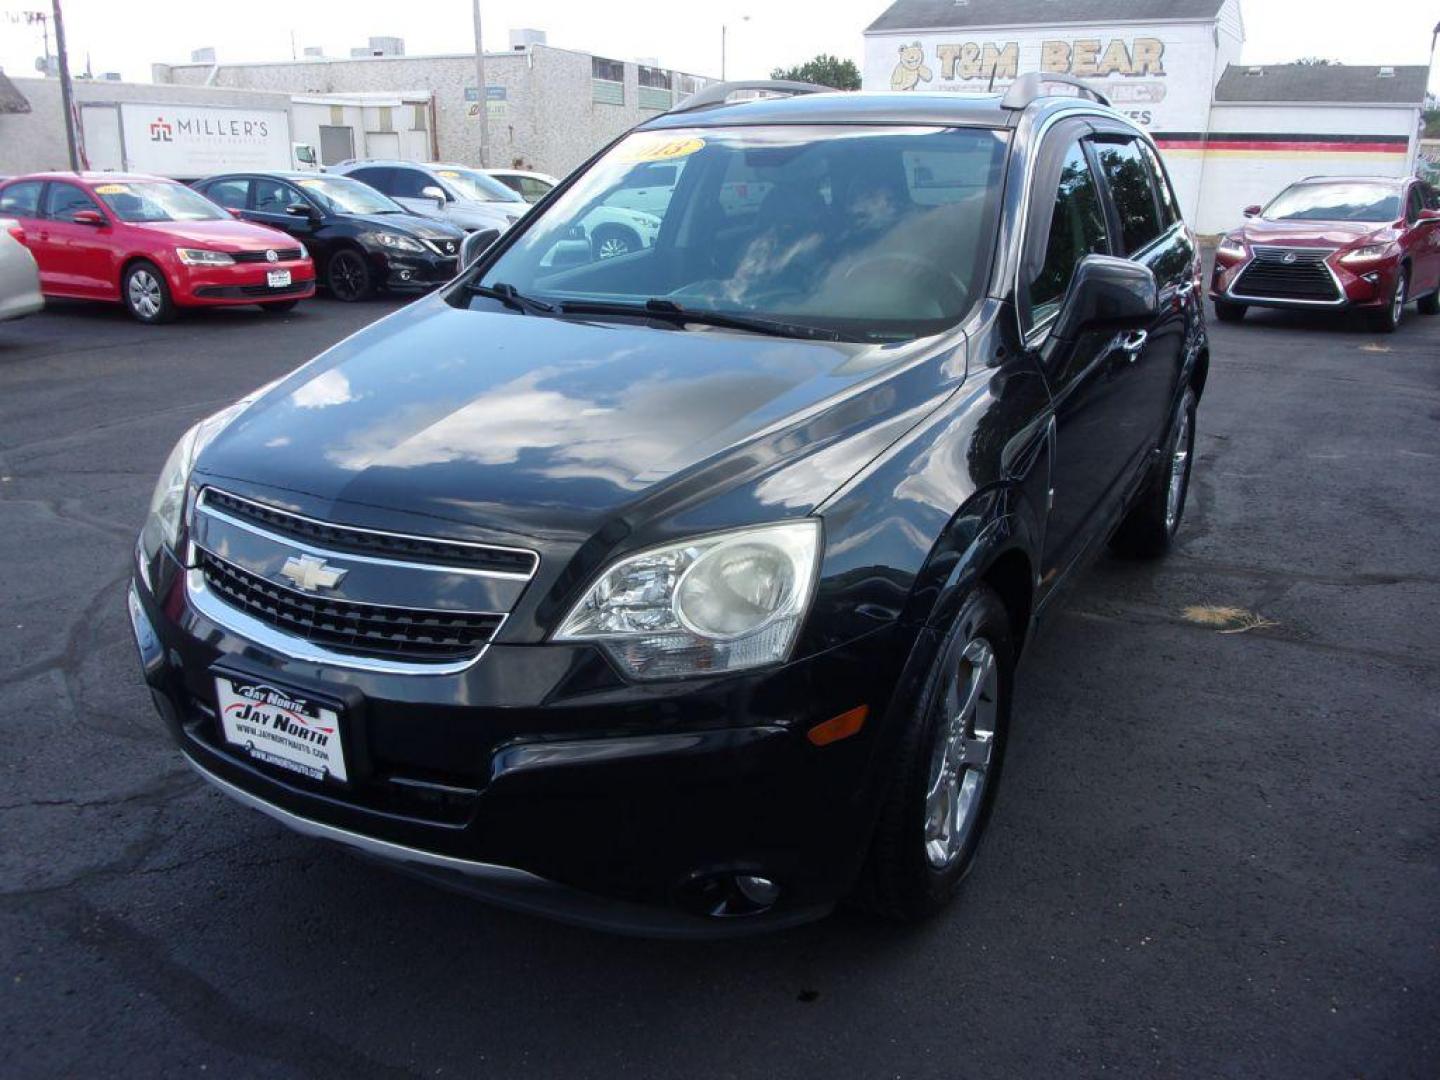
[1233,246,1341,302]
[202,489,536,576]
[198,550,504,662]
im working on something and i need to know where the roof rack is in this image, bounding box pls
[1000,72,1110,110]
[670,79,831,115]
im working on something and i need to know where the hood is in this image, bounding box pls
[1236,218,1394,248]
[449,200,523,228]
[131,217,296,250]
[195,297,958,549]
[344,211,463,242]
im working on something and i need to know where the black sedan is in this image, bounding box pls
[195,172,465,301]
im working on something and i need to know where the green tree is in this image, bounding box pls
[770,54,861,91]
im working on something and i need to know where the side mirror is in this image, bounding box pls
[1419,208,1440,223]
[459,228,500,269]
[72,209,105,226]
[1242,204,1262,218]
[421,185,447,206]
[1050,255,1158,344]
[226,207,244,219]
[285,203,316,219]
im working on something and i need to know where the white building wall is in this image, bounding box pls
[1192,103,1421,234]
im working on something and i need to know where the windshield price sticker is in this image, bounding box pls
[618,136,705,163]
[298,178,324,188]
[94,184,128,195]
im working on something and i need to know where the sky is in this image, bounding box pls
[2,0,1438,94]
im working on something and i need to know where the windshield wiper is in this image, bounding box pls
[467,281,555,315]
[556,297,842,342]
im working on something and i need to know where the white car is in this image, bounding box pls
[331,160,525,235]
[0,219,43,322]
[484,169,664,259]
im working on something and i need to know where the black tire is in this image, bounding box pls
[591,225,640,260]
[326,249,375,302]
[1110,387,1197,559]
[121,261,178,324]
[852,585,1014,921]
[1417,289,1439,316]
[259,299,300,314]
[1212,299,1247,323]
[1370,267,1407,333]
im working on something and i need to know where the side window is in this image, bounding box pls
[254,178,301,214]
[519,177,552,201]
[1405,186,1423,224]
[1093,139,1163,254]
[206,178,250,210]
[350,167,394,195]
[388,169,435,199]
[1028,141,1110,327]
[1,181,45,218]
[44,182,101,220]
[1137,140,1180,228]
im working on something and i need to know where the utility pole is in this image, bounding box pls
[52,0,79,171]
[472,0,489,167]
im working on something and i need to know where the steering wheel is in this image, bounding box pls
[841,253,969,315]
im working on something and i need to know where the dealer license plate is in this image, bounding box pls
[216,676,347,782]
[267,269,292,289]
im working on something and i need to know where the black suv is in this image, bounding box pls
[194,172,465,300]
[130,77,1207,936]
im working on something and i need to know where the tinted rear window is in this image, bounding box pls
[1093,139,1163,254]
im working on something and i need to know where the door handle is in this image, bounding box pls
[1118,330,1148,359]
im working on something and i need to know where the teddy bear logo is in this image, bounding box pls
[890,42,933,91]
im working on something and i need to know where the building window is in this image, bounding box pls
[412,104,427,131]
[638,66,672,110]
[592,56,624,105]
[676,74,705,98]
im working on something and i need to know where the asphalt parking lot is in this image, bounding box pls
[1,291,1437,1079]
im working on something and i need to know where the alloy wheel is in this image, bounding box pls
[596,235,632,259]
[1392,271,1407,327]
[127,270,162,320]
[1166,406,1192,533]
[925,636,998,870]
[330,253,367,301]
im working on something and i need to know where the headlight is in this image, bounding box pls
[555,521,821,680]
[1215,236,1247,260]
[297,241,309,258]
[138,398,252,563]
[373,232,426,253]
[1341,244,1389,263]
[175,247,235,266]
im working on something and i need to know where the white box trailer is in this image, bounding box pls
[79,101,317,179]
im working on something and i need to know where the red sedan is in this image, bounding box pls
[0,172,315,323]
[1210,175,1440,332]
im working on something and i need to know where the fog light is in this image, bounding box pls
[1362,272,1380,285]
[677,870,782,917]
[398,269,413,281]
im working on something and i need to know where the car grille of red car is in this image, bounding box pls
[1233,246,1340,302]
[230,248,305,263]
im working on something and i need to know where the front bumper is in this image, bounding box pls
[129,547,904,936]
[371,247,458,290]
[174,259,317,307]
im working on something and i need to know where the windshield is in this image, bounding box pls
[1264,182,1402,223]
[294,176,405,215]
[473,124,1009,341]
[435,167,524,203]
[96,181,228,223]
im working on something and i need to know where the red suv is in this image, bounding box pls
[0,172,316,324]
[1210,175,1440,332]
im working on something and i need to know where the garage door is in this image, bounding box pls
[365,131,401,159]
[318,125,355,165]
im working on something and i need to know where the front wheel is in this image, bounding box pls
[326,249,375,302]
[852,585,1013,921]
[122,261,177,324]
[1110,387,1197,558]
[1370,268,1407,333]
[591,225,640,260]
[1212,299,1247,323]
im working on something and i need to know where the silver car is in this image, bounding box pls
[0,219,43,322]
[330,160,524,235]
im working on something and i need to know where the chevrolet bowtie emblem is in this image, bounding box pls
[280,554,347,592]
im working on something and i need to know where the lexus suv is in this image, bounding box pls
[129,77,1209,936]
[1210,175,1440,331]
